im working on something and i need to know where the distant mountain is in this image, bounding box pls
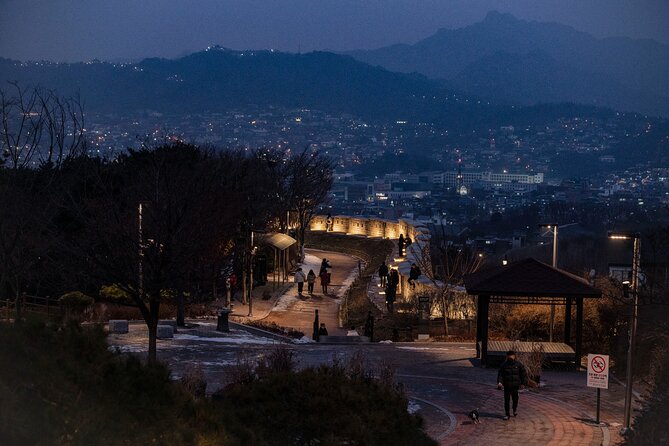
[348,11,669,116]
[0,47,605,130]
[449,50,669,113]
[0,49,428,117]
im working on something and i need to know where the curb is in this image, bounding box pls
[229,321,294,343]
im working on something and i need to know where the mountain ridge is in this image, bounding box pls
[348,11,669,116]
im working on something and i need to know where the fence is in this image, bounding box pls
[2,295,59,321]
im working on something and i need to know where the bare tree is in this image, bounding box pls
[281,148,334,260]
[0,83,88,319]
[414,236,483,336]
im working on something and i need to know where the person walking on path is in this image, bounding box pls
[408,263,421,288]
[306,269,316,295]
[398,234,405,256]
[497,350,529,420]
[312,309,320,342]
[378,261,389,287]
[319,258,332,275]
[294,267,306,296]
[364,311,375,341]
[385,268,399,313]
[319,269,330,294]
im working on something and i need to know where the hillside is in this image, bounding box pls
[0,47,617,131]
[348,11,669,116]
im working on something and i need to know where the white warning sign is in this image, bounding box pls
[587,354,609,389]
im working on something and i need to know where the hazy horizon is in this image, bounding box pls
[2,0,669,63]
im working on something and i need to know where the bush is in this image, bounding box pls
[0,321,230,445]
[59,291,94,311]
[215,350,435,446]
[99,284,133,304]
[0,324,437,445]
[181,363,207,399]
[59,291,94,322]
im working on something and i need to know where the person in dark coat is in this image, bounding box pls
[306,269,316,295]
[364,311,375,341]
[319,258,332,275]
[318,323,328,337]
[398,234,405,256]
[320,270,331,294]
[497,350,529,420]
[408,263,421,288]
[378,261,389,287]
[385,269,399,313]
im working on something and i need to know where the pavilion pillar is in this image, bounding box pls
[564,297,572,346]
[480,295,490,367]
[575,297,584,369]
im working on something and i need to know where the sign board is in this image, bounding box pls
[587,354,609,389]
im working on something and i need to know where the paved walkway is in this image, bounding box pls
[368,239,399,313]
[260,249,359,337]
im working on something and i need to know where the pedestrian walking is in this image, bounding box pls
[294,267,306,296]
[398,234,405,256]
[319,258,332,275]
[378,261,389,287]
[320,269,330,294]
[325,213,333,232]
[497,350,529,420]
[307,269,316,295]
[364,311,375,341]
[408,263,421,288]
[385,268,400,313]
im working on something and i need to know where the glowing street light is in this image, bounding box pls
[607,231,641,433]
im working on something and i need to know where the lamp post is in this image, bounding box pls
[539,223,558,342]
[608,231,641,432]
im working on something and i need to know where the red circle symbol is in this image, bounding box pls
[591,356,606,373]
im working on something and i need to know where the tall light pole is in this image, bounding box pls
[608,231,641,432]
[539,223,558,342]
[138,202,145,299]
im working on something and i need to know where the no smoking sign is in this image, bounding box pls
[587,354,609,389]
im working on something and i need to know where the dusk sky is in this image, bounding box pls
[2,0,669,62]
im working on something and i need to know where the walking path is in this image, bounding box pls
[368,239,399,313]
[259,249,359,337]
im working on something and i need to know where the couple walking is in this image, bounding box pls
[294,258,332,296]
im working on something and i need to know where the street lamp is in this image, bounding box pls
[607,231,641,433]
[539,223,558,342]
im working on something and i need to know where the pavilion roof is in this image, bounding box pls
[464,257,601,298]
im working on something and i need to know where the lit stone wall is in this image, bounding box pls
[309,215,424,240]
[309,214,442,314]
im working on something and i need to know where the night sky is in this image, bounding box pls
[2,0,669,62]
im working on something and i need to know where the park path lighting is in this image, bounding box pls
[539,223,558,342]
[607,231,641,433]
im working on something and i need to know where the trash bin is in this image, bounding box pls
[217,308,233,332]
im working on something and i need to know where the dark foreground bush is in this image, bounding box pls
[214,353,436,446]
[0,320,227,446]
[0,322,436,446]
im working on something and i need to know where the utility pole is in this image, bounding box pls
[608,231,641,433]
[540,223,558,342]
[138,203,144,299]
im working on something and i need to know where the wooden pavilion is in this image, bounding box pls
[464,258,601,367]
